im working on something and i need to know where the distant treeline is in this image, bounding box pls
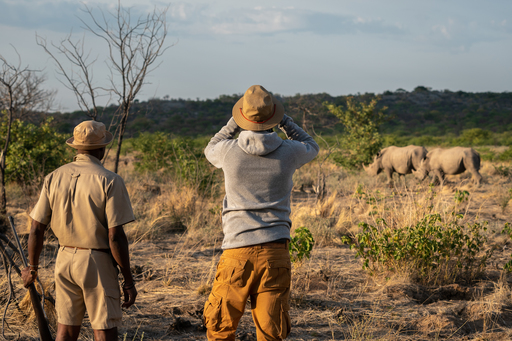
[48,86,512,141]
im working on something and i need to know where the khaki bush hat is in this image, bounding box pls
[232,85,285,131]
[66,120,114,150]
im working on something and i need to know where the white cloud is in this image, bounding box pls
[166,5,405,37]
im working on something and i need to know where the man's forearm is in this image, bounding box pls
[28,220,47,267]
[109,226,134,284]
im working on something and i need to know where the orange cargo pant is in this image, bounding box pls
[203,244,291,340]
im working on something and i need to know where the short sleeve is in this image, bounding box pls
[30,178,52,225]
[105,176,135,228]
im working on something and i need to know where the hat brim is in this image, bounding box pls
[232,94,285,131]
[66,131,114,150]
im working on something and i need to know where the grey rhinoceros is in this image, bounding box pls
[412,147,482,185]
[363,145,428,185]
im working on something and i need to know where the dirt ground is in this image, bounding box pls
[1,165,512,340]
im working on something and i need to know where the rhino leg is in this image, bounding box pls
[468,169,483,185]
[384,168,394,187]
[432,169,445,186]
[463,158,482,186]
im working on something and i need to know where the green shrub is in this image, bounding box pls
[498,147,512,161]
[289,226,315,264]
[502,223,512,271]
[324,97,387,169]
[1,117,70,187]
[476,147,496,161]
[343,191,492,285]
[493,164,512,177]
[454,128,494,146]
[129,132,174,172]
[129,132,217,193]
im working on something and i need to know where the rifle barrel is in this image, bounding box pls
[8,216,54,341]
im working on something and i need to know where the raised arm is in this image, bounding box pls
[278,114,319,165]
[204,117,241,168]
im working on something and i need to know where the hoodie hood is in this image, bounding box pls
[238,131,283,156]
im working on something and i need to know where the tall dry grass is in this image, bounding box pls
[1,147,512,340]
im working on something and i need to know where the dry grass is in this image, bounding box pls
[1,151,512,340]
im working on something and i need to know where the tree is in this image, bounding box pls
[0,50,55,217]
[38,1,171,173]
[37,33,105,120]
[324,97,387,170]
[0,70,55,123]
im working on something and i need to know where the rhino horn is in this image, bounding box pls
[362,163,367,171]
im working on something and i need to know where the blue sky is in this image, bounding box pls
[0,0,511,112]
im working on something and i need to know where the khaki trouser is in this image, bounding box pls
[204,245,291,341]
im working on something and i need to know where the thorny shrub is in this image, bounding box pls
[343,189,494,285]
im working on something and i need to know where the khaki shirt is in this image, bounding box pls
[30,154,135,249]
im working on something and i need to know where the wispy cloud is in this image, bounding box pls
[0,0,163,32]
[1,0,510,52]
[415,16,511,52]
[0,1,406,37]
[167,4,405,37]
[0,0,82,32]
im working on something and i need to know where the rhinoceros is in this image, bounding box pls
[363,145,428,185]
[412,147,482,185]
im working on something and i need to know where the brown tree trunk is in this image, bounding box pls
[0,108,13,216]
[113,102,131,174]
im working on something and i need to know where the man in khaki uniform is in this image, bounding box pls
[22,121,137,341]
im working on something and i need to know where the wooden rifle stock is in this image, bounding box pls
[8,216,54,341]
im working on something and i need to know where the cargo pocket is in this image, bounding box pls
[263,259,291,288]
[103,287,122,327]
[279,299,291,339]
[215,257,247,287]
[203,293,222,331]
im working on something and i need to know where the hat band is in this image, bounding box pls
[240,104,276,124]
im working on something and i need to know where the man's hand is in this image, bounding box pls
[278,114,290,128]
[21,266,38,288]
[122,283,137,308]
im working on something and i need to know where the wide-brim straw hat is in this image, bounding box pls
[66,120,114,150]
[232,85,285,131]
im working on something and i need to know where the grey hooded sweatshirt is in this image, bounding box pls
[205,115,319,249]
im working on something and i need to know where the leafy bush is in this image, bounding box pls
[129,132,216,193]
[497,147,512,161]
[454,128,494,146]
[343,191,493,285]
[502,223,512,271]
[0,117,70,187]
[289,226,315,264]
[493,164,512,177]
[325,97,387,169]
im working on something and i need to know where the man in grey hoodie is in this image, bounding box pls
[203,85,319,340]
